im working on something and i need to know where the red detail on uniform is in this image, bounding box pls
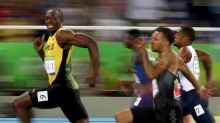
[174,84,181,97]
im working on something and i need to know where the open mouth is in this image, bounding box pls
[47,25,53,29]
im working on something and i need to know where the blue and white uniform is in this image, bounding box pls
[178,45,215,123]
[132,49,157,107]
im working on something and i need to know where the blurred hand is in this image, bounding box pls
[34,35,45,52]
[198,87,212,100]
[86,75,99,88]
[205,80,220,96]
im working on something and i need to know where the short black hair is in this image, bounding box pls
[155,27,174,44]
[48,8,64,21]
[180,26,195,42]
[128,29,142,37]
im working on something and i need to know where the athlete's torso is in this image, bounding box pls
[44,27,78,89]
[154,71,177,109]
[178,45,200,92]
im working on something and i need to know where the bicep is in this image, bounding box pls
[68,33,95,48]
[56,30,92,48]
[195,49,211,62]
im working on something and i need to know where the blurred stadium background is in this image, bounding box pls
[0,0,220,122]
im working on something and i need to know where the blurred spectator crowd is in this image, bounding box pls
[0,0,219,42]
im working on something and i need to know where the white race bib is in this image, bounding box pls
[134,97,142,106]
[44,57,55,75]
[194,104,205,116]
[37,91,48,102]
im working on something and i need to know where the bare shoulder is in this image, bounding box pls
[162,50,177,64]
[156,50,174,67]
[179,46,191,63]
[161,50,177,60]
[56,30,75,43]
[74,32,94,40]
[56,30,74,38]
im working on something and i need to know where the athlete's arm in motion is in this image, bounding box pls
[177,57,201,91]
[56,30,100,87]
[139,50,173,80]
[134,39,176,80]
[178,57,211,99]
[33,35,45,61]
[195,49,212,83]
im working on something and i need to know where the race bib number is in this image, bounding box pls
[134,97,142,106]
[194,104,205,116]
[37,91,48,102]
[44,57,55,75]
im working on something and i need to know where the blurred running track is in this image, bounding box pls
[0,117,220,123]
[0,118,115,123]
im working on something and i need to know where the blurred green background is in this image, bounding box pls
[0,42,219,91]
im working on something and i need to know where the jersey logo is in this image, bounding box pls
[37,91,48,102]
[45,43,54,50]
[194,104,205,116]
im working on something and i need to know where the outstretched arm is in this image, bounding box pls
[195,49,212,83]
[56,30,100,87]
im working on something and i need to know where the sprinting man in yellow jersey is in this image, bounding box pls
[12,8,99,123]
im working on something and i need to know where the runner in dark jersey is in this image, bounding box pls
[12,8,99,123]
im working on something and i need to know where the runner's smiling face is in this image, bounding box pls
[45,10,63,34]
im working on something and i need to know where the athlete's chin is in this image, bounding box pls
[47,28,56,33]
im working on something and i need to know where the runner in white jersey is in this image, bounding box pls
[174,26,215,123]
[177,45,200,92]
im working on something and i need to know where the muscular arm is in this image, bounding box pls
[33,36,45,61]
[37,50,44,61]
[56,30,100,85]
[73,33,100,78]
[139,49,170,80]
[195,49,212,82]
